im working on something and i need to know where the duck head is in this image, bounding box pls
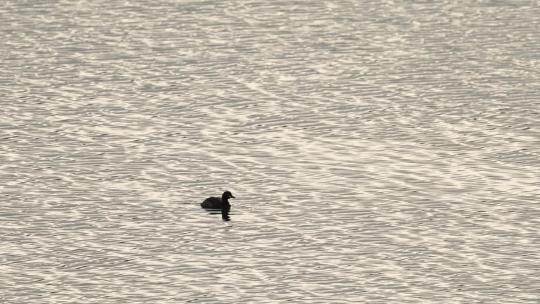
[222,191,235,200]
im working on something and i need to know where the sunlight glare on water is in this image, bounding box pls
[1,0,539,303]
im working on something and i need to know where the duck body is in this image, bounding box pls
[201,191,235,209]
[201,196,226,209]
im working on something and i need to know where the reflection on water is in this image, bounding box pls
[202,208,231,222]
[222,205,231,222]
[1,0,539,303]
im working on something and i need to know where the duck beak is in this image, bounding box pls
[231,194,235,198]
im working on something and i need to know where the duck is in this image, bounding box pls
[200,191,235,209]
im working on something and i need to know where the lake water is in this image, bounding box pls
[1,0,539,303]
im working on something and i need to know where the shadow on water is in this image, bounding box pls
[202,207,231,221]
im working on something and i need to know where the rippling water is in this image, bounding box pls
[1,0,539,303]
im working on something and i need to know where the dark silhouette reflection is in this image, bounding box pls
[200,191,234,221]
[221,205,231,221]
[201,207,231,221]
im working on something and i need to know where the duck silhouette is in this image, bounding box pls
[201,191,235,221]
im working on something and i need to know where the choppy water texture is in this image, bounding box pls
[1,0,540,303]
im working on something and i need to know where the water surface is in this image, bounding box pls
[1,0,539,303]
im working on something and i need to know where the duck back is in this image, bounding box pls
[201,197,222,209]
